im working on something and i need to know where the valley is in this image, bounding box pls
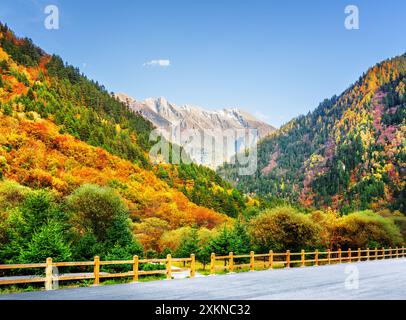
[0,21,404,290]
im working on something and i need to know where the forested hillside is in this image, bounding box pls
[220,54,406,214]
[0,25,155,169]
[0,22,251,216]
[0,22,252,262]
[0,22,404,269]
[155,163,256,218]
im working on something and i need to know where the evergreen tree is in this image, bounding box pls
[196,244,212,270]
[19,220,72,263]
[208,226,234,256]
[231,219,251,255]
[175,228,200,267]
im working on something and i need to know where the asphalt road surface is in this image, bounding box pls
[1,258,405,300]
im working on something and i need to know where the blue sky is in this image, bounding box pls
[1,0,405,127]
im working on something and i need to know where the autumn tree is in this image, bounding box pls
[248,207,320,252]
[67,184,128,241]
[336,211,403,249]
[133,217,170,253]
[158,227,192,253]
[67,184,143,259]
[310,209,341,249]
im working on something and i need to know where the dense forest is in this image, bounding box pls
[0,22,249,216]
[220,54,406,215]
[0,22,404,267]
[0,22,257,263]
[155,163,251,218]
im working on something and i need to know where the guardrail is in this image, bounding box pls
[0,247,404,291]
[0,254,195,290]
[209,247,406,274]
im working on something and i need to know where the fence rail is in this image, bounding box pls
[0,247,405,291]
[0,254,194,290]
[209,247,405,274]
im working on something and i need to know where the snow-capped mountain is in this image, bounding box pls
[114,93,275,168]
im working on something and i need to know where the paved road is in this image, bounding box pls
[1,258,405,300]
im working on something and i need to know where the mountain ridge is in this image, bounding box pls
[115,92,275,133]
[114,93,275,168]
[220,53,406,214]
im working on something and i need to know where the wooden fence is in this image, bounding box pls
[0,254,195,290]
[0,247,404,291]
[209,247,406,274]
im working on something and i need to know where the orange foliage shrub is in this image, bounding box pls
[0,113,228,230]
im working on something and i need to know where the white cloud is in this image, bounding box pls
[143,59,171,67]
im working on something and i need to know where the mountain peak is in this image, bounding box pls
[115,94,276,167]
[116,94,275,132]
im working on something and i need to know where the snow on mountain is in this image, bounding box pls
[114,93,275,168]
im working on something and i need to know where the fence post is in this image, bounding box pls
[166,254,172,280]
[190,254,196,278]
[327,249,331,264]
[375,247,378,260]
[403,247,405,258]
[133,255,139,282]
[286,250,291,268]
[382,247,385,259]
[358,248,361,262]
[210,253,215,275]
[93,256,100,286]
[301,250,305,267]
[268,250,274,269]
[250,251,255,272]
[348,248,352,262]
[338,248,342,263]
[390,247,393,258]
[229,252,234,273]
[366,248,370,261]
[314,250,318,266]
[45,257,53,291]
[395,247,399,258]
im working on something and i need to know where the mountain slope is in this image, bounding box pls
[0,23,155,169]
[0,22,237,233]
[220,54,406,214]
[115,93,275,168]
[0,22,256,220]
[0,112,229,229]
